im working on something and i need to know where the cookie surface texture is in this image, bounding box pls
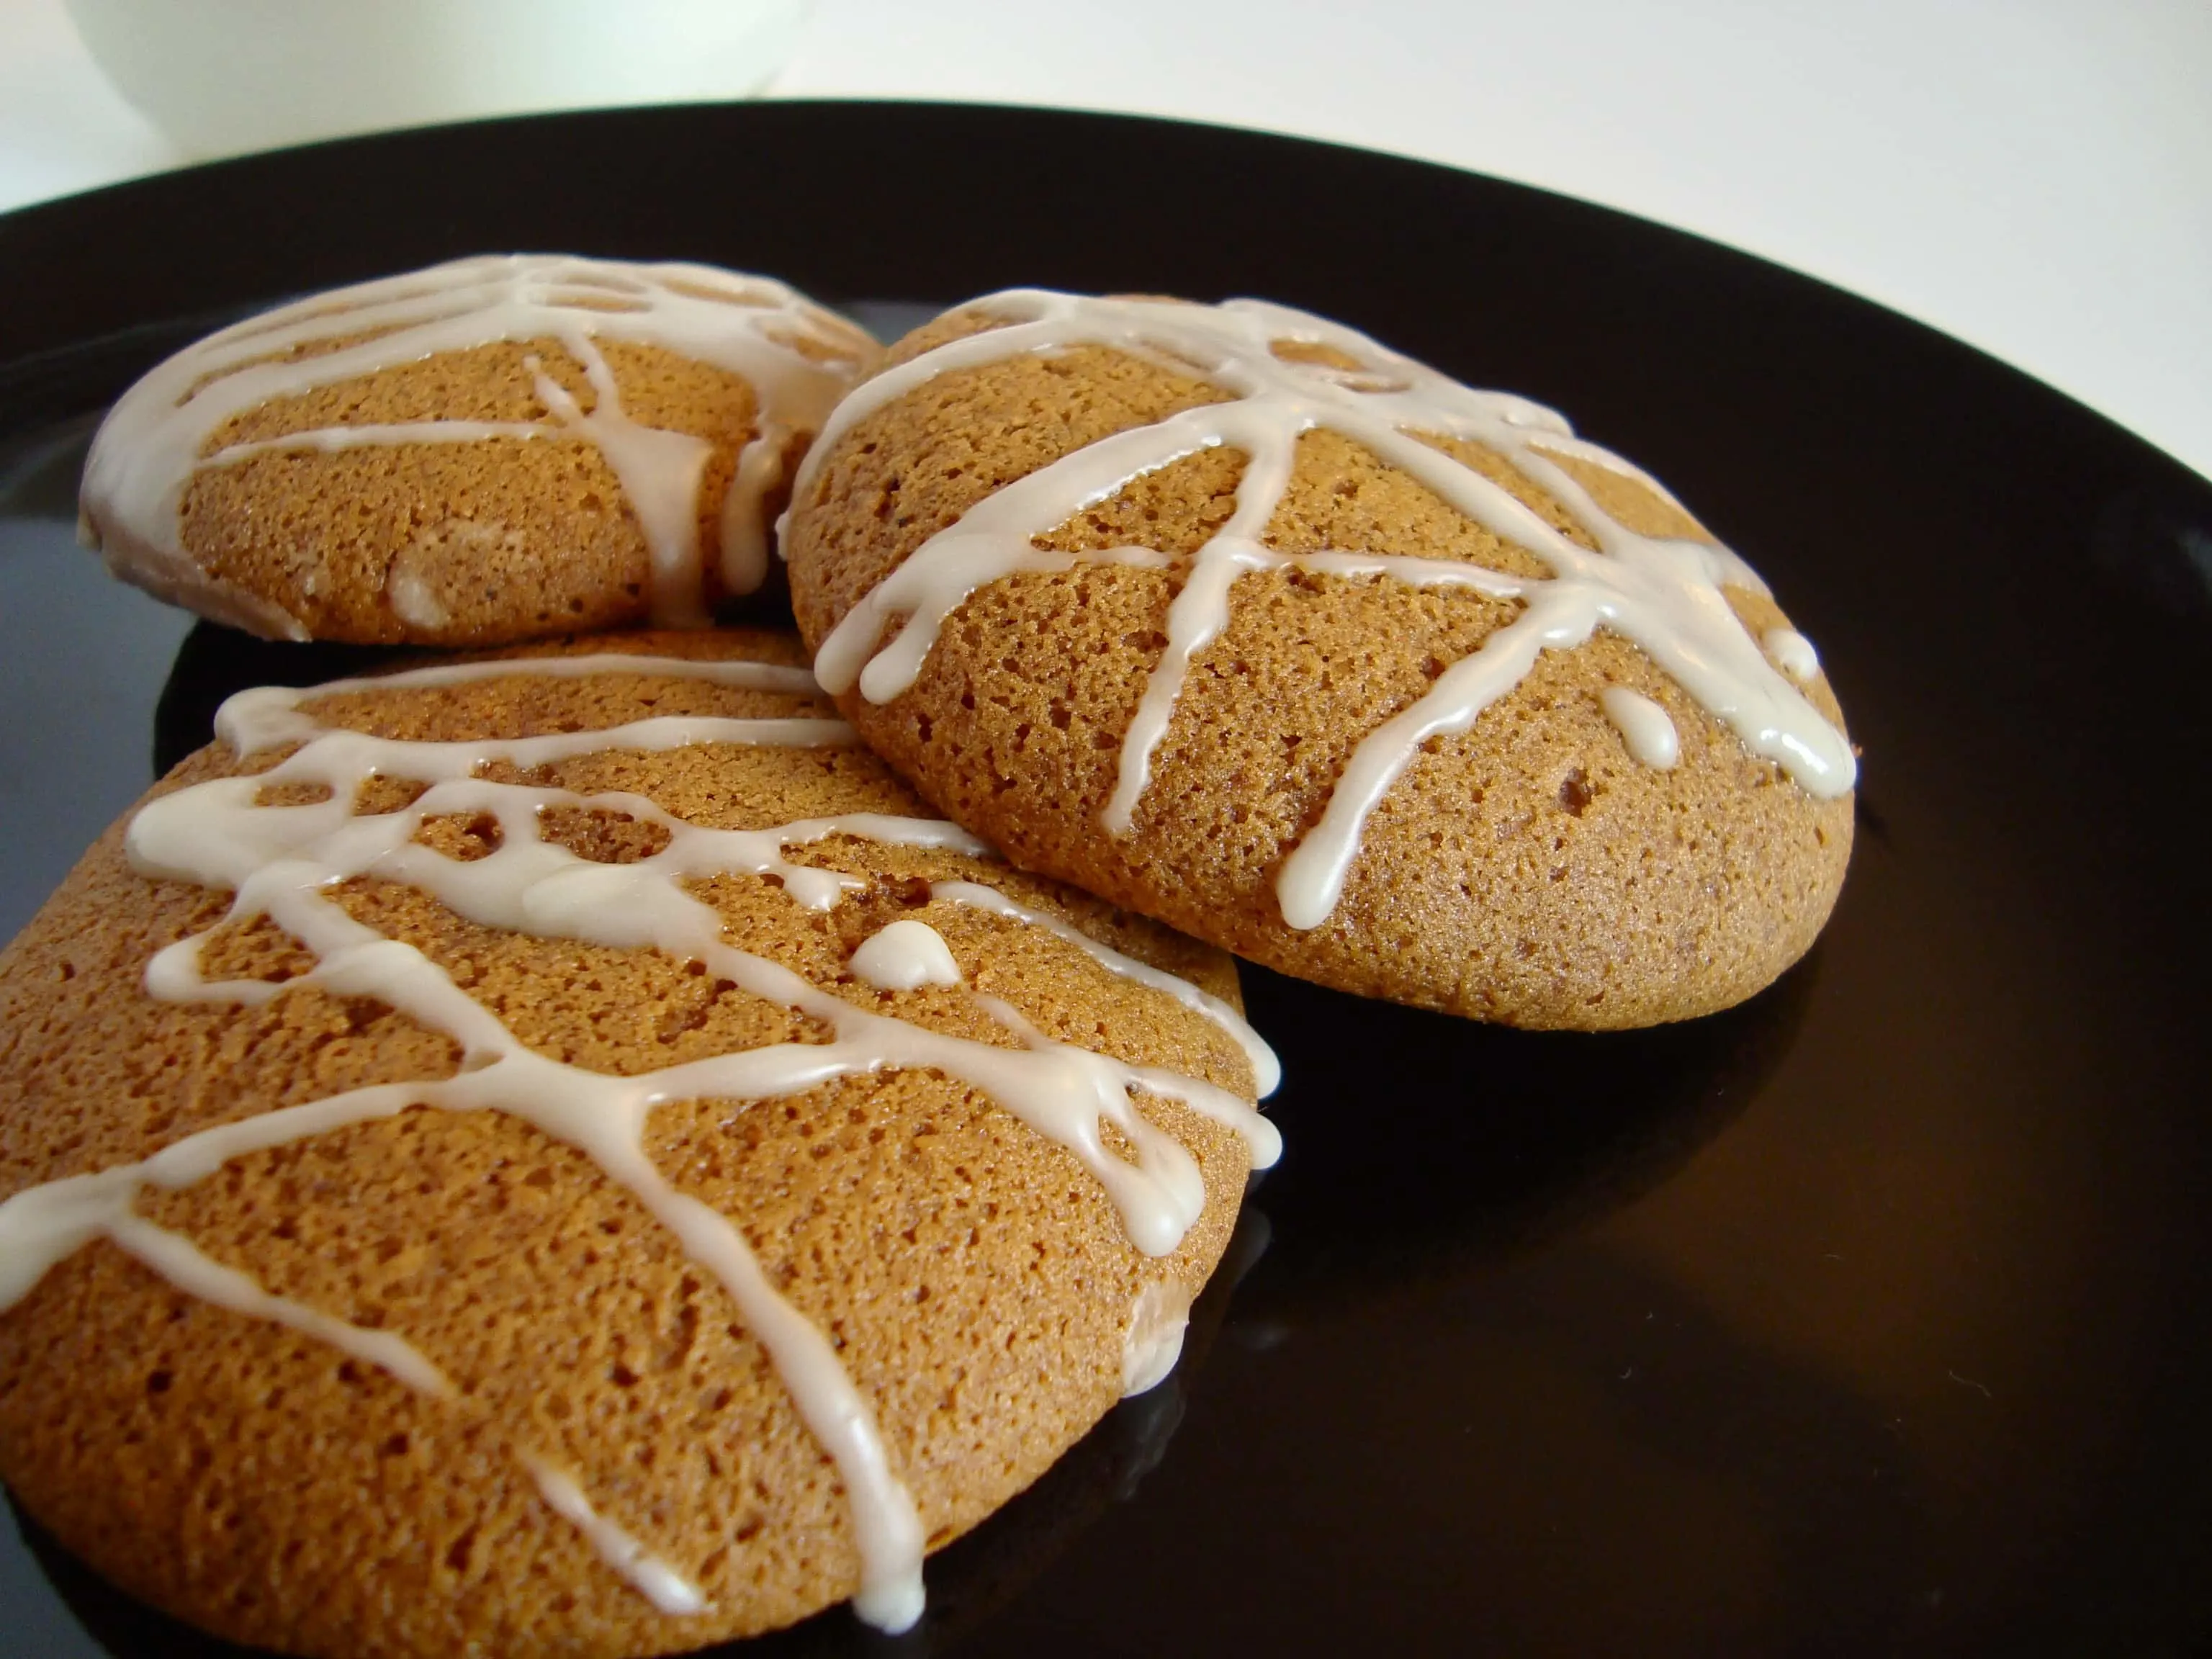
[0,630,1276,1656]
[80,256,880,644]
[783,292,1858,1028]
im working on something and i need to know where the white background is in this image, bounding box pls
[2,0,2209,481]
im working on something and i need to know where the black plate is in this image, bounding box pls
[4,102,2210,1658]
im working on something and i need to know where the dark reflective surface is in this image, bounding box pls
[3,102,2210,1657]
[1232,953,1815,1324]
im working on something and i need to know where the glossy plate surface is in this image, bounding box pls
[2,102,2209,1658]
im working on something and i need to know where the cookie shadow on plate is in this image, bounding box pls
[1231,949,1817,1326]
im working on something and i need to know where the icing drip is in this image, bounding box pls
[1599,685,1681,770]
[806,292,1855,930]
[4,1197,457,1398]
[721,424,791,595]
[81,255,874,637]
[523,1456,709,1616]
[1765,626,1821,680]
[0,652,1277,1633]
[850,919,965,990]
[1120,1279,1195,1398]
[929,879,1280,1098]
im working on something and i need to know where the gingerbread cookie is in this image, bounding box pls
[0,630,1276,1655]
[784,292,1856,1027]
[80,256,878,644]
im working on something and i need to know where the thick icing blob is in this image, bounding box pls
[1599,685,1681,770]
[804,291,1854,931]
[0,652,1279,1635]
[81,255,875,638]
[1764,626,1822,680]
[850,918,966,990]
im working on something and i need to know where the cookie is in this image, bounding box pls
[80,256,879,644]
[783,291,1858,1028]
[0,630,1277,1656]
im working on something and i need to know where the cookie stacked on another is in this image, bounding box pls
[0,631,1277,1656]
[782,290,1856,1028]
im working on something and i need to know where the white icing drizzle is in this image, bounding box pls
[929,879,1280,1098]
[850,919,964,991]
[1765,625,1821,680]
[721,424,791,596]
[225,648,822,705]
[127,1234,442,1401]
[1599,685,1681,770]
[805,292,1856,930]
[0,652,1276,1633]
[81,255,875,638]
[522,1455,709,1617]
[1119,1278,1195,1398]
[968,994,1217,1256]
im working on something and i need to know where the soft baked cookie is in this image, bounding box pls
[81,256,879,644]
[0,630,1277,1657]
[783,291,1857,1028]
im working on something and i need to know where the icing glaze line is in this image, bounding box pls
[806,291,1854,931]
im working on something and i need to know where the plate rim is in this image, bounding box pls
[0,97,2203,494]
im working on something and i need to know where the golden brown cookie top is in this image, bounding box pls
[784,292,1856,1026]
[0,631,1274,1653]
[80,256,879,644]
